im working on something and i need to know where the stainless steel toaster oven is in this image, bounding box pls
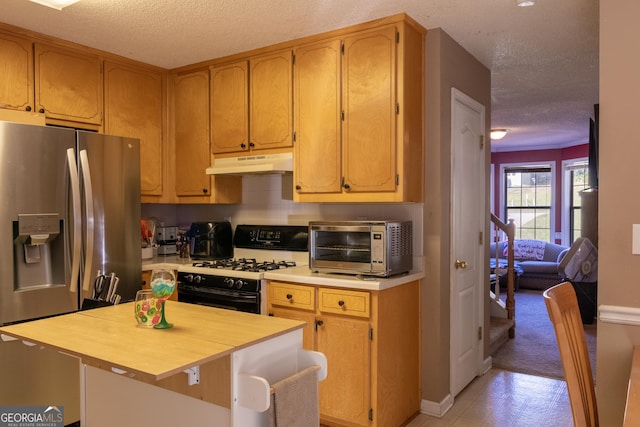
[309,221,412,277]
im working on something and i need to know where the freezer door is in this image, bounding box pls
[77,131,141,303]
[0,122,78,324]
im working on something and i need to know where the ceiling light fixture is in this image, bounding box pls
[516,0,535,6]
[490,129,509,140]
[29,0,80,10]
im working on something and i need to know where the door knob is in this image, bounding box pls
[455,259,468,269]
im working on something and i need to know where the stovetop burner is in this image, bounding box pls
[191,258,297,273]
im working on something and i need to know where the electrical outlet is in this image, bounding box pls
[633,224,640,255]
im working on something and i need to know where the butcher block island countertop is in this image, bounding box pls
[0,302,325,427]
[0,302,303,380]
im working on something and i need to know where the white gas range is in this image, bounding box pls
[176,224,308,314]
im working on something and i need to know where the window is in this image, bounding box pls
[564,160,589,244]
[504,166,552,241]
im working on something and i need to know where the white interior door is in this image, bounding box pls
[450,88,485,397]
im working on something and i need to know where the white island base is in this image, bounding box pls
[0,302,326,427]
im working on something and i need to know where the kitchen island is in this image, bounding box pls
[0,301,326,427]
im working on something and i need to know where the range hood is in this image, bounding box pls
[206,152,293,175]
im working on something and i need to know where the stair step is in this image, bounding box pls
[490,317,515,355]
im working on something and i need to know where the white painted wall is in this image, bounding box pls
[141,174,424,258]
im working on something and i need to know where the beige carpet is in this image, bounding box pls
[492,290,597,380]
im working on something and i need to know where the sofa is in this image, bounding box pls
[489,239,570,290]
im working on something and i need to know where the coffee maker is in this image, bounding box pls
[156,226,178,255]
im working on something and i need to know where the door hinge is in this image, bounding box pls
[396,103,400,115]
[292,53,296,65]
[369,327,374,341]
[293,131,297,143]
[395,174,399,186]
[480,135,484,149]
[341,110,345,121]
[341,42,345,54]
[479,231,483,245]
[478,326,483,341]
[369,408,374,421]
[396,31,400,44]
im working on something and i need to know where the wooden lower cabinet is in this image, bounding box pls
[317,313,372,426]
[267,280,420,426]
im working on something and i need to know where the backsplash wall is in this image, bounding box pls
[142,174,424,257]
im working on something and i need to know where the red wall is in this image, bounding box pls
[491,144,589,243]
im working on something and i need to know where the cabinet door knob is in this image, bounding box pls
[25,106,32,112]
[338,300,345,307]
[316,320,324,327]
[343,183,351,190]
[38,108,45,114]
[240,143,246,149]
[249,142,255,148]
[295,185,301,190]
[286,293,293,300]
[202,188,208,194]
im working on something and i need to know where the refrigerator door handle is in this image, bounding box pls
[79,149,95,293]
[67,148,82,293]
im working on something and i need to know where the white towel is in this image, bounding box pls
[268,366,319,427]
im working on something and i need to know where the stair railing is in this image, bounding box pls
[490,214,516,338]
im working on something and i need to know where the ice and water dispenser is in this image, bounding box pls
[13,213,65,290]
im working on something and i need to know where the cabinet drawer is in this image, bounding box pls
[318,288,370,318]
[268,282,315,311]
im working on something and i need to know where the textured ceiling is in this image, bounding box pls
[2,0,599,151]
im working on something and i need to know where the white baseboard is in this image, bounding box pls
[419,359,492,418]
[482,356,493,374]
[420,393,453,417]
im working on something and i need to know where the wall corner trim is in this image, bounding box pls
[599,304,640,326]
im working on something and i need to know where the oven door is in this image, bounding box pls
[178,285,260,314]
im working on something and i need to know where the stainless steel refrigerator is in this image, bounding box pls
[0,121,142,325]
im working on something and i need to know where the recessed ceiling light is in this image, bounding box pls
[490,129,509,140]
[29,0,80,10]
[516,0,535,6]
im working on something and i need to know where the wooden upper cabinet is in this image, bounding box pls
[104,61,164,196]
[176,69,242,204]
[342,26,397,194]
[210,61,249,154]
[293,39,342,195]
[0,33,33,112]
[294,19,424,203]
[211,49,292,155]
[249,49,293,151]
[34,43,102,126]
[174,70,211,197]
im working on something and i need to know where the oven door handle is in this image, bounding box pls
[179,286,259,300]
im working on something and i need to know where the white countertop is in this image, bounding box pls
[142,255,193,271]
[142,256,424,291]
[263,266,424,291]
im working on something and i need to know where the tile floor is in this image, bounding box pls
[406,369,574,427]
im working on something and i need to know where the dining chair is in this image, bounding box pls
[544,281,598,427]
